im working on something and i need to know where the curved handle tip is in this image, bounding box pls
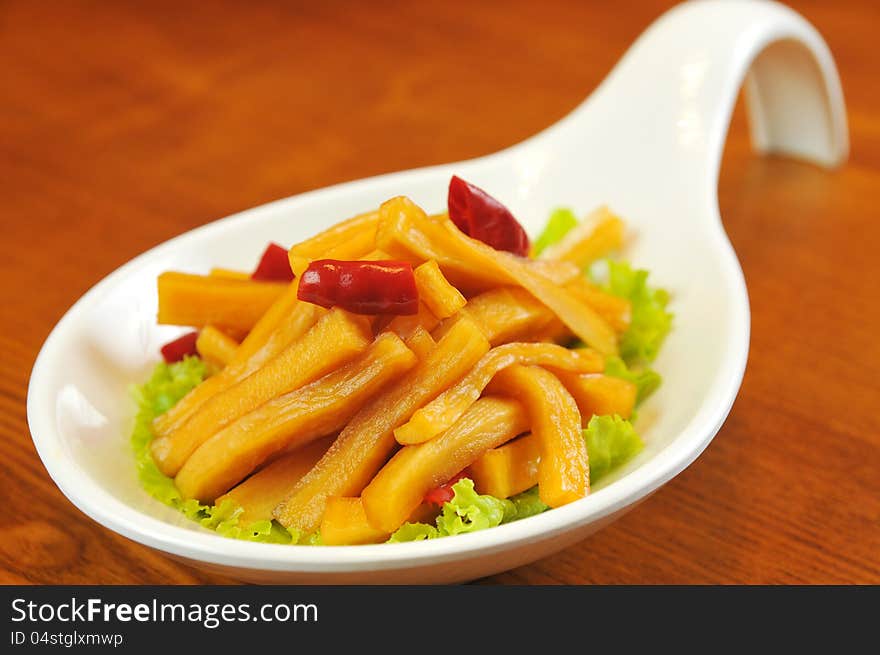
[744,34,848,169]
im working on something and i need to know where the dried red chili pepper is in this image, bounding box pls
[160,330,199,363]
[298,259,419,315]
[251,242,295,282]
[423,469,470,505]
[448,175,530,256]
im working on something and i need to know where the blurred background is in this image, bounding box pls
[1,0,877,584]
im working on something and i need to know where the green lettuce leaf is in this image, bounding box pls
[603,260,672,364]
[436,478,512,536]
[130,356,207,507]
[387,522,440,543]
[584,414,644,484]
[130,357,296,544]
[387,479,512,542]
[532,208,578,256]
[604,355,662,405]
[502,486,549,522]
[200,500,296,544]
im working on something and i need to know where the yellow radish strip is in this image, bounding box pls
[175,332,416,502]
[433,287,555,346]
[152,308,370,477]
[412,260,466,319]
[195,326,239,368]
[320,498,390,545]
[565,277,631,334]
[376,196,617,354]
[470,433,541,499]
[554,373,637,422]
[209,267,251,280]
[157,272,286,333]
[385,302,440,340]
[288,212,380,278]
[273,317,490,534]
[394,342,603,445]
[363,396,528,533]
[488,365,588,508]
[216,436,334,526]
[152,282,323,439]
[539,205,625,267]
[403,325,436,360]
[320,498,438,545]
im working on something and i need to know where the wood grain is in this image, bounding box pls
[1,0,877,584]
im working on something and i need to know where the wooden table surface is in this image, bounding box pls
[1,0,877,585]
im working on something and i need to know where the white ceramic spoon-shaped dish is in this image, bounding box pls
[28,0,847,584]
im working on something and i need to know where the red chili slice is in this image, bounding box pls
[423,469,470,506]
[251,242,295,282]
[298,259,419,315]
[160,331,199,363]
[448,175,530,256]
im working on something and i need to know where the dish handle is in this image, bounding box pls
[556,0,848,198]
